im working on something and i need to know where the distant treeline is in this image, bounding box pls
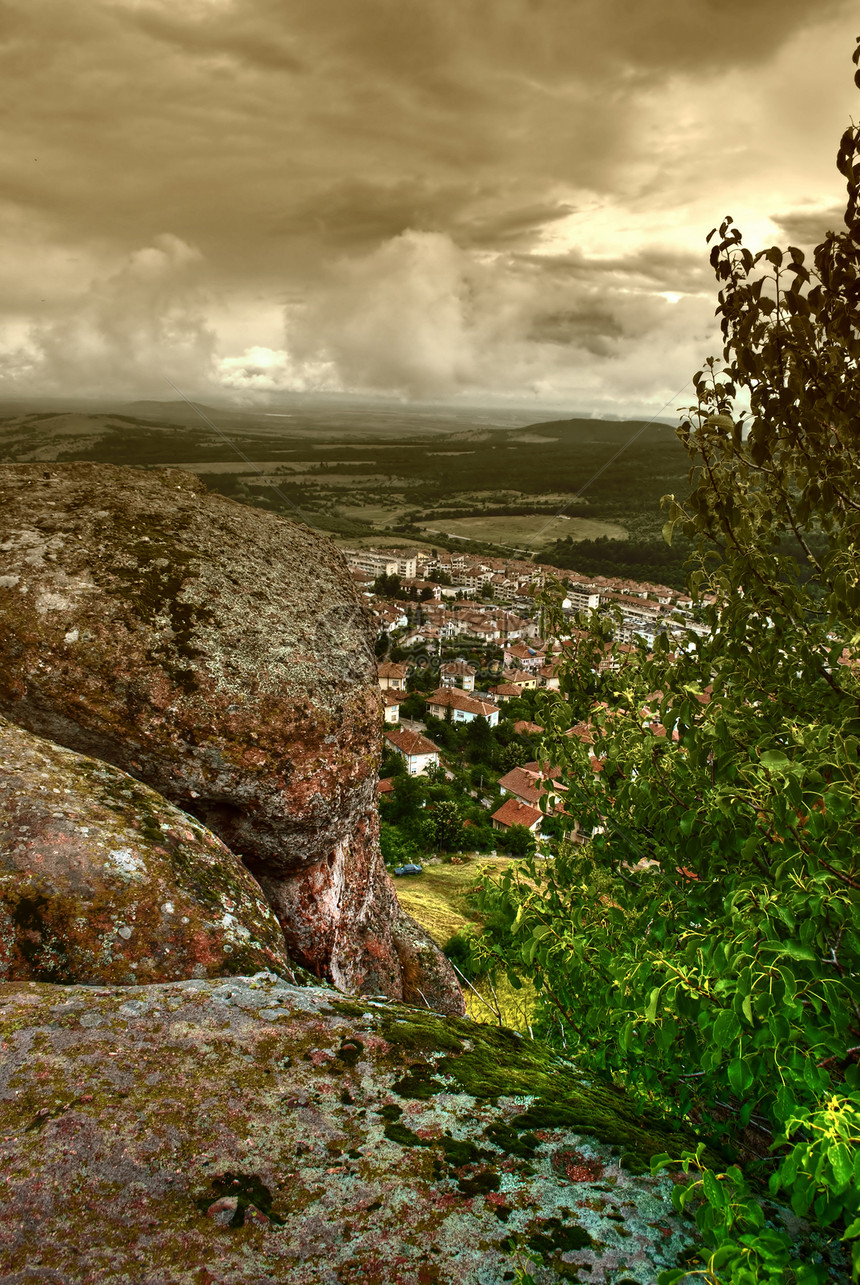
[548,535,694,591]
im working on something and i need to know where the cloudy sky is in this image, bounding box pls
[1,0,857,416]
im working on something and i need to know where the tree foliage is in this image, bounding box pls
[480,48,860,1284]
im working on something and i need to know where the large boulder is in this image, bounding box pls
[2,977,846,1284]
[0,716,299,985]
[0,976,718,1284]
[0,463,462,1012]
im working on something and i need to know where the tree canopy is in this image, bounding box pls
[479,42,860,1285]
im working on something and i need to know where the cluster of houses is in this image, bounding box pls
[377,654,572,842]
[345,544,704,653]
[358,543,709,850]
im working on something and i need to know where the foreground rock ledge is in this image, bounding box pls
[0,463,461,1012]
[0,975,716,1285]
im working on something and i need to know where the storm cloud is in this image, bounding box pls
[0,0,856,412]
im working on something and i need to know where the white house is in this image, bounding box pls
[426,687,499,727]
[384,728,441,776]
[377,662,408,691]
[440,660,476,691]
[381,690,401,724]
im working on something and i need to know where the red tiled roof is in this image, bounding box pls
[427,688,496,718]
[377,662,407,678]
[498,763,564,807]
[513,721,544,735]
[497,767,545,806]
[566,721,594,744]
[384,728,440,758]
[381,690,402,707]
[377,777,396,794]
[441,660,476,676]
[492,797,543,830]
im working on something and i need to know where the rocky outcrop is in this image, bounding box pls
[0,463,462,1012]
[0,974,726,1285]
[0,716,300,985]
[3,977,845,1284]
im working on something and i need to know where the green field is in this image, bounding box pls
[0,400,692,576]
[393,855,537,1031]
[419,513,627,551]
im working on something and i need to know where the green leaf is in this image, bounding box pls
[778,942,817,962]
[831,1141,853,1189]
[713,1008,741,1048]
[760,749,791,771]
[644,986,662,1023]
[728,1058,754,1097]
[702,1168,726,1209]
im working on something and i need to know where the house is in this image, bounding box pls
[491,797,543,833]
[440,660,476,691]
[489,682,523,702]
[346,549,418,579]
[372,605,409,634]
[346,550,399,578]
[513,720,544,736]
[538,661,561,691]
[381,689,401,724]
[565,583,601,612]
[504,642,544,671]
[401,579,442,601]
[377,662,407,691]
[384,728,441,776]
[497,762,566,812]
[426,687,499,727]
[502,668,536,690]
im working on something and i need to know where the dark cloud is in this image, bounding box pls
[770,203,846,246]
[0,0,856,409]
[273,177,575,251]
[515,246,711,294]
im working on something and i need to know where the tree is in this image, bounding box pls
[399,691,427,720]
[498,740,529,774]
[480,49,860,1283]
[465,714,492,759]
[496,823,536,857]
[387,773,426,824]
[372,573,401,598]
[429,799,465,852]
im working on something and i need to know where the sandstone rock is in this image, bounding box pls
[0,716,299,985]
[0,974,804,1285]
[0,463,462,1012]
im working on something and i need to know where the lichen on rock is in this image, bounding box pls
[0,463,462,1012]
[0,716,300,985]
[0,973,775,1285]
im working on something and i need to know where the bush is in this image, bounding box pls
[442,929,487,983]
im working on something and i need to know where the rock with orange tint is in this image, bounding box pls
[0,464,462,1013]
[0,716,297,985]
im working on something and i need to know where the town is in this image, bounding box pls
[344,542,709,862]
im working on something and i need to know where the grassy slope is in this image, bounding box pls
[394,854,537,1031]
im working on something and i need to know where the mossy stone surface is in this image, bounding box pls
[3,976,848,1279]
[0,717,297,985]
[3,974,841,1285]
